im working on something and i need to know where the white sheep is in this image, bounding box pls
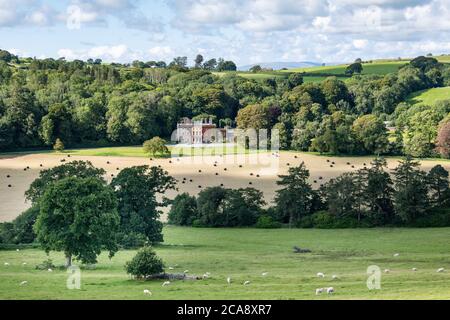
[162,281,171,287]
[22,262,27,266]
[16,249,20,252]
[262,272,268,277]
[183,270,189,274]
[169,267,174,270]
[243,281,251,286]
[48,268,53,272]
[227,277,232,285]
[332,275,339,280]
[412,268,418,272]
[393,253,400,257]
[315,288,324,295]
[437,268,445,273]
[202,274,209,279]
[327,287,335,295]
[384,269,390,274]
[317,272,325,278]
[143,289,152,296]
[20,281,28,286]
[4,262,9,266]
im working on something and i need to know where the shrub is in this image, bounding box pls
[168,193,198,226]
[53,138,65,152]
[116,232,148,249]
[35,259,56,270]
[409,208,450,227]
[125,247,165,279]
[255,215,282,229]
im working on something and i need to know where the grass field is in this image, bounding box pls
[0,227,449,300]
[407,87,450,106]
[286,61,408,76]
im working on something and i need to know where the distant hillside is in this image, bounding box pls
[238,61,323,71]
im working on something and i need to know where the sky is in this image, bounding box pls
[0,0,450,66]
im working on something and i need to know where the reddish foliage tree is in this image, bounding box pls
[436,119,450,158]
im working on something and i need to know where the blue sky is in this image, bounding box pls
[0,0,449,66]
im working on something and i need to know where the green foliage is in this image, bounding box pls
[168,193,198,226]
[143,137,169,157]
[125,246,165,279]
[393,157,429,223]
[275,163,315,226]
[25,161,106,204]
[34,177,120,266]
[111,166,176,244]
[255,215,282,229]
[195,187,266,227]
[53,138,65,152]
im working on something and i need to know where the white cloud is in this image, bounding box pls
[148,46,174,60]
[57,44,139,62]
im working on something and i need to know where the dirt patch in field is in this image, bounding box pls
[1,152,449,222]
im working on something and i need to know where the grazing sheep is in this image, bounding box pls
[202,274,209,279]
[327,287,335,295]
[4,262,9,266]
[162,281,171,287]
[227,277,232,285]
[48,268,53,272]
[20,281,28,286]
[384,269,390,274]
[262,272,268,277]
[393,253,400,257]
[437,268,445,273]
[16,249,20,252]
[22,262,27,266]
[412,268,418,272]
[317,272,325,278]
[315,288,324,295]
[243,281,251,286]
[169,267,174,270]
[143,289,152,296]
[332,275,339,280]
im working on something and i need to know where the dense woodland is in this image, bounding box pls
[1,49,450,158]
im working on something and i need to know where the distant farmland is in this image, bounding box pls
[407,87,450,106]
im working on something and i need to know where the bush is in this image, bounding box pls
[35,259,56,270]
[125,247,165,279]
[116,232,148,249]
[168,193,198,226]
[255,215,282,229]
[53,138,64,152]
[409,208,450,227]
[297,211,362,229]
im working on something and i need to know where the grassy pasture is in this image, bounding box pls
[0,227,449,300]
[407,87,450,106]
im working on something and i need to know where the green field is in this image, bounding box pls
[407,87,450,106]
[1,227,449,300]
[286,61,408,76]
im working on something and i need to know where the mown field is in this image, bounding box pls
[0,227,449,300]
[407,86,450,106]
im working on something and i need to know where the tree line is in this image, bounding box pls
[167,158,450,229]
[1,51,450,158]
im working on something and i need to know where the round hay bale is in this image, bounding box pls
[8,184,12,188]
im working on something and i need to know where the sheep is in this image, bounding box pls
[20,281,28,286]
[22,262,27,266]
[412,268,418,272]
[227,277,232,285]
[4,262,10,266]
[384,269,390,274]
[315,288,324,295]
[169,267,174,270]
[143,289,152,296]
[437,268,445,273]
[16,249,20,252]
[317,272,325,278]
[327,287,335,295]
[393,253,400,257]
[243,281,251,286]
[202,274,209,279]
[261,272,268,277]
[332,275,339,280]
[162,281,171,287]
[184,270,189,274]
[48,268,53,272]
